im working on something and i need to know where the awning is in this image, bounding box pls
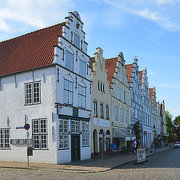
[113,128,131,138]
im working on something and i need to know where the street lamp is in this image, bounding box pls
[153,125,156,153]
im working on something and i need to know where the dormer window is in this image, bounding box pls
[74,33,80,48]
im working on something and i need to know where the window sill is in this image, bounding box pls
[82,145,90,147]
[0,148,11,150]
[33,148,49,150]
[24,102,41,106]
[58,148,69,151]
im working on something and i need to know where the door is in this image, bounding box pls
[71,135,80,161]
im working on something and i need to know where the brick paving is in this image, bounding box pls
[0,146,170,173]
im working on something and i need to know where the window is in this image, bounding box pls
[65,50,74,71]
[59,120,69,149]
[71,120,80,133]
[117,87,120,100]
[93,101,97,116]
[100,103,104,118]
[125,110,129,123]
[82,122,89,146]
[79,59,86,77]
[25,82,41,105]
[32,119,47,149]
[120,108,124,122]
[106,105,109,120]
[64,79,73,105]
[115,105,118,121]
[123,91,126,103]
[120,72,124,83]
[0,129,10,149]
[78,85,86,108]
[74,33,80,48]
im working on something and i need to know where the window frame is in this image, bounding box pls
[100,103,104,118]
[115,105,118,121]
[25,81,41,105]
[64,79,73,105]
[0,128,10,150]
[93,101,98,116]
[78,84,86,108]
[65,50,74,71]
[59,120,69,149]
[71,120,80,134]
[79,59,86,77]
[74,32,80,48]
[32,119,48,150]
[106,105,109,120]
[82,121,89,146]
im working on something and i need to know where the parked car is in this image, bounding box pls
[174,142,180,148]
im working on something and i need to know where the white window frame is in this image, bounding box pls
[100,103,104,118]
[82,121,89,146]
[0,128,10,149]
[79,59,86,77]
[106,105,109,120]
[93,101,98,116]
[120,108,124,122]
[32,119,48,150]
[123,91,126,103]
[78,85,86,108]
[125,110,129,123]
[71,120,80,134]
[59,120,69,149]
[117,87,120,100]
[65,50,74,71]
[64,79,73,105]
[115,105,118,121]
[74,32,80,48]
[25,81,41,105]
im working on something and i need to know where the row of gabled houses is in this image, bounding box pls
[0,11,167,164]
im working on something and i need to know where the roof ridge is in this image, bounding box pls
[0,22,66,45]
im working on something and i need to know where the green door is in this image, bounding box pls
[71,135,80,161]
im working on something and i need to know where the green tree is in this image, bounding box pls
[133,121,142,146]
[173,116,180,141]
[165,111,174,142]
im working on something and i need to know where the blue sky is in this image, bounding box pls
[0,0,180,118]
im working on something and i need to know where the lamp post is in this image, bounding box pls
[153,125,156,153]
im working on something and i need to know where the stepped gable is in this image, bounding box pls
[0,22,65,77]
[125,64,133,83]
[139,70,143,84]
[105,57,118,88]
[149,88,154,104]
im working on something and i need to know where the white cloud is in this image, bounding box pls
[101,0,180,31]
[0,0,74,32]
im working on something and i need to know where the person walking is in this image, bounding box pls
[132,139,137,154]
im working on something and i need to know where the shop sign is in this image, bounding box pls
[137,149,146,163]
[94,118,111,127]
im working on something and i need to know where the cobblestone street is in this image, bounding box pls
[0,148,180,180]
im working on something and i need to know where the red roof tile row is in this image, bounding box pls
[0,23,65,77]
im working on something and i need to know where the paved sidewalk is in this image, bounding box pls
[0,146,170,173]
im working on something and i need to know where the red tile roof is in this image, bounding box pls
[149,88,153,104]
[139,70,143,85]
[125,64,133,83]
[105,57,118,88]
[0,23,65,77]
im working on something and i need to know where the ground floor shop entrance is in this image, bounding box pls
[71,135,80,161]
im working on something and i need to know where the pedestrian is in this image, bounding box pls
[132,139,137,154]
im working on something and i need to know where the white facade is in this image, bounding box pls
[0,11,91,164]
[140,68,152,149]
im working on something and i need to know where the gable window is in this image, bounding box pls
[64,79,73,105]
[93,101,97,116]
[82,121,89,146]
[123,91,126,103]
[120,108,124,122]
[0,129,10,149]
[59,120,69,149]
[79,59,86,77]
[125,110,129,123]
[117,87,120,100]
[78,85,86,108]
[32,119,47,149]
[71,120,80,133]
[74,33,80,48]
[100,103,104,118]
[25,82,41,105]
[115,105,118,121]
[65,50,74,71]
[106,105,109,120]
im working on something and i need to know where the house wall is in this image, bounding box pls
[0,66,57,164]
